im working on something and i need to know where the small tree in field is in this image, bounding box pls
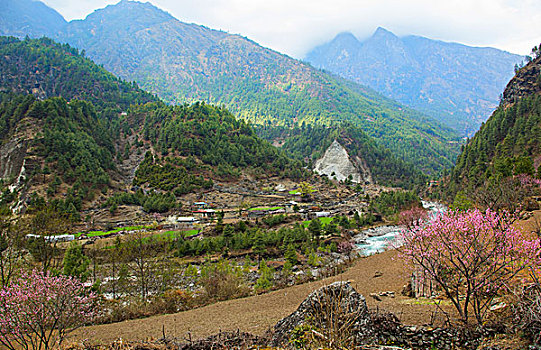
[399,208,539,326]
[0,270,97,350]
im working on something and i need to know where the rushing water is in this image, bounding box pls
[354,201,446,256]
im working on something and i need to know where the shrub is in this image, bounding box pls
[255,260,274,292]
[200,260,250,301]
[513,280,541,344]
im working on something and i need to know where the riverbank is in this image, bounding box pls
[354,201,446,256]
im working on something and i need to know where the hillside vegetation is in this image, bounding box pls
[130,102,307,195]
[257,123,426,188]
[0,36,157,112]
[52,0,460,174]
[446,53,541,208]
[0,37,309,216]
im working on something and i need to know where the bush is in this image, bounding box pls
[200,260,250,301]
[513,281,541,344]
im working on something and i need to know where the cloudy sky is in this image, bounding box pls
[42,0,541,58]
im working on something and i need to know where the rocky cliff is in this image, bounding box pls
[314,140,372,184]
[502,55,541,105]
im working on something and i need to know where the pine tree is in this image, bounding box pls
[62,242,91,282]
[284,243,298,265]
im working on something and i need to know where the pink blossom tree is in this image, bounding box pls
[399,208,540,325]
[398,206,428,230]
[0,270,97,350]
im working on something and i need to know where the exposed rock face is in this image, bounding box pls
[0,138,28,184]
[502,55,541,105]
[314,140,371,183]
[270,281,371,346]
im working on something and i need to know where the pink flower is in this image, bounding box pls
[0,270,97,350]
[398,208,540,325]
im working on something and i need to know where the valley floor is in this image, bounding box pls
[70,250,445,345]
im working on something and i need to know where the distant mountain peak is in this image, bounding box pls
[114,0,161,10]
[0,0,66,38]
[334,32,359,41]
[305,27,523,135]
[84,0,175,22]
[329,32,361,49]
[372,27,397,39]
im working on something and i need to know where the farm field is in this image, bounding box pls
[70,250,445,345]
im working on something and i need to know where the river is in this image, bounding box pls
[354,201,446,256]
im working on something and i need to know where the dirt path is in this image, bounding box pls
[72,251,442,345]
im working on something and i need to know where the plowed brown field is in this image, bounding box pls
[71,250,445,345]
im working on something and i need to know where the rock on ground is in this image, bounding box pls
[269,281,371,346]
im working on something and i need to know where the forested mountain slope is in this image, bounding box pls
[0,38,306,216]
[257,123,426,189]
[305,28,523,136]
[49,0,459,174]
[0,36,157,206]
[449,53,541,203]
[0,36,157,111]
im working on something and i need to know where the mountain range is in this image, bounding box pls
[0,37,311,215]
[305,29,524,136]
[0,0,66,38]
[0,0,460,174]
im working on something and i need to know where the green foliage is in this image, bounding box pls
[0,95,122,219]
[307,249,321,267]
[62,242,90,282]
[289,324,312,349]
[255,260,274,292]
[0,96,115,189]
[104,190,177,213]
[133,152,213,194]
[284,243,298,265]
[262,214,286,227]
[0,37,156,112]
[175,225,310,258]
[451,94,541,194]
[514,156,535,176]
[135,102,307,182]
[308,218,322,242]
[448,191,474,211]
[368,190,421,217]
[257,123,428,187]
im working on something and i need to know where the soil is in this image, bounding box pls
[71,250,450,345]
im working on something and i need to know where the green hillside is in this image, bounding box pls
[257,123,426,189]
[0,36,157,112]
[0,37,308,216]
[130,101,308,195]
[57,1,460,174]
[0,94,118,217]
[447,53,541,206]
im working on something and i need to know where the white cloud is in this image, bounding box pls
[42,0,541,57]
